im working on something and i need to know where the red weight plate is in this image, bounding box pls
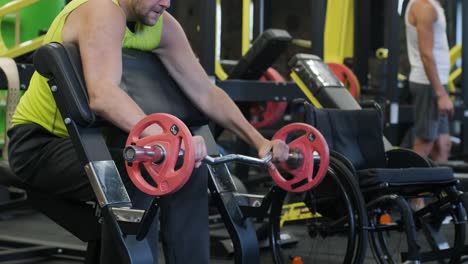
[327,63,360,100]
[270,123,329,192]
[125,113,195,196]
[249,68,288,128]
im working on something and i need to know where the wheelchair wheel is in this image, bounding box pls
[269,157,368,264]
[369,187,467,264]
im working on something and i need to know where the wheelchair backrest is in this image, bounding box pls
[304,103,386,170]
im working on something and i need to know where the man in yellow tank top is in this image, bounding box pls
[7,0,290,263]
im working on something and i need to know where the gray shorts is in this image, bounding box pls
[410,82,449,141]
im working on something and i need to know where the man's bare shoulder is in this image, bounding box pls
[158,12,183,49]
[411,0,437,22]
[63,0,126,42]
[412,0,436,14]
[72,0,124,19]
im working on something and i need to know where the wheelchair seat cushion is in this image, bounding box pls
[358,167,456,188]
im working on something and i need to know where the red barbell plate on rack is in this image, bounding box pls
[270,123,329,192]
[249,68,288,128]
[327,63,360,100]
[125,113,195,196]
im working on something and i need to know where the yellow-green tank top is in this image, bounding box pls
[11,0,163,138]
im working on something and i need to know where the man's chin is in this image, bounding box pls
[143,17,159,26]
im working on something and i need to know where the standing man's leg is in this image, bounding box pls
[413,137,435,158]
[410,82,440,158]
[430,114,451,162]
[431,133,451,162]
[410,82,439,210]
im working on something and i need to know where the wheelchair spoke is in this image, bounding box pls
[269,162,368,264]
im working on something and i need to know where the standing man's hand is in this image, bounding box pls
[257,139,289,163]
[437,92,454,117]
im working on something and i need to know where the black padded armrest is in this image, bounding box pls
[229,29,292,80]
[34,42,96,127]
[119,48,208,126]
[34,43,209,129]
[385,148,432,168]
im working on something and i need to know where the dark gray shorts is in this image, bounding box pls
[410,82,449,141]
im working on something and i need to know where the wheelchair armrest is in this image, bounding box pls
[385,148,432,168]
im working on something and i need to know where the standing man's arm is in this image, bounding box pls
[411,0,453,115]
[155,12,288,161]
[62,0,162,136]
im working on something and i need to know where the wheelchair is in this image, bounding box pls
[303,103,468,263]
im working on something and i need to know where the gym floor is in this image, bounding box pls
[0,209,381,264]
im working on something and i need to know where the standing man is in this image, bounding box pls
[7,0,290,263]
[405,0,452,210]
[406,0,453,161]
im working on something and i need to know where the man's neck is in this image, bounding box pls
[127,21,137,33]
[117,0,135,21]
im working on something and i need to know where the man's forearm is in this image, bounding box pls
[203,88,267,150]
[89,84,161,136]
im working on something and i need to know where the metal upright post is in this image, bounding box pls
[263,0,272,30]
[253,0,265,38]
[384,0,400,104]
[353,0,371,87]
[383,0,401,145]
[199,0,216,75]
[462,0,468,156]
[310,0,327,58]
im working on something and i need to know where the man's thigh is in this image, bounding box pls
[410,82,439,141]
[8,123,94,201]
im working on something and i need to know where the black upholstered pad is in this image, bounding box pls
[34,42,95,127]
[228,29,291,80]
[34,42,208,128]
[305,106,386,170]
[120,48,208,126]
[304,105,457,188]
[358,167,456,188]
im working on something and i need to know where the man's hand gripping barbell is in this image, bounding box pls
[123,113,330,196]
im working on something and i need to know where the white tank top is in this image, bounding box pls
[405,0,450,85]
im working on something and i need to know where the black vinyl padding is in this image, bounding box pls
[34,42,208,128]
[34,42,95,127]
[358,167,455,188]
[228,29,291,80]
[119,48,208,126]
[305,106,386,170]
[304,105,456,187]
[289,54,361,109]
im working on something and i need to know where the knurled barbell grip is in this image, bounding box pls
[123,145,166,164]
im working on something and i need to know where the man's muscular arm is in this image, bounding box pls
[412,0,453,115]
[62,0,161,135]
[155,13,289,161]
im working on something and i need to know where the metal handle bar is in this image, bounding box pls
[124,145,304,168]
[203,153,272,167]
